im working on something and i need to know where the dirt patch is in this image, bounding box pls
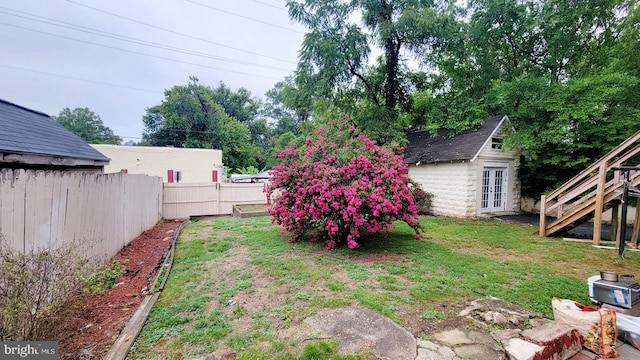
[352,252,405,265]
[58,219,184,359]
[403,301,482,336]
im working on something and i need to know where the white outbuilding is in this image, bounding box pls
[404,115,521,217]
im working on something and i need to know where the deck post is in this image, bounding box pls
[539,195,547,237]
[632,206,640,248]
[593,162,607,246]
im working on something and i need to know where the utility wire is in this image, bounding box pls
[66,0,295,64]
[0,22,285,80]
[248,0,287,11]
[0,7,293,72]
[0,64,162,94]
[184,0,304,34]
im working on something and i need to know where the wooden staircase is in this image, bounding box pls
[539,130,640,245]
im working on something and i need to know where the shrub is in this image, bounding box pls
[0,239,91,341]
[266,120,422,250]
[409,182,433,215]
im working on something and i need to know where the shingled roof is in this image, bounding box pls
[403,115,508,165]
[0,99,109,165]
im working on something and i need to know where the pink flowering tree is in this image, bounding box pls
[265,120,422,250]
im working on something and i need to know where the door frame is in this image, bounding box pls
[480,161,509,213]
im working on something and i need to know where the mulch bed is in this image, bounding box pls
[59,219,184,359]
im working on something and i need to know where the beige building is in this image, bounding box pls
[91,145,224,183]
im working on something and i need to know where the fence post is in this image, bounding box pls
[539,195,547,237]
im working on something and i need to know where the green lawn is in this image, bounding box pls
[127,216,640,359]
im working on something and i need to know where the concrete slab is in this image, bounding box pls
[453,344,505,360]
[304,307,416,360]
[434,328,475,346]
[502,338,545,360]
[417,338,457,359]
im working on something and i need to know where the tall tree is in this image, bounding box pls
[141,77,260,172]
[421,0,639,196]
[53,107,121,144]
[286,0,445,144]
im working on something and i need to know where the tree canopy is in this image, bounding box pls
[286,0,449,144]
[280,0,640,196]
[53,107,121,145]
[141,77,261,172]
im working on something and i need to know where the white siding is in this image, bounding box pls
[91,145,224,183]
[409,161,478,217]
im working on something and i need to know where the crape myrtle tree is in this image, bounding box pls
[266,118,422,250]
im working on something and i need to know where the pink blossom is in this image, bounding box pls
[265,120,423,250]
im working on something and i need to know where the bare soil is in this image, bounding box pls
[58,219,184,360]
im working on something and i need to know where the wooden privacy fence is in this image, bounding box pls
[163,182,268,219]
[0,169,163,260]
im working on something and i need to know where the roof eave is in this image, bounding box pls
[1,152,109,167]
[470,115,508,162]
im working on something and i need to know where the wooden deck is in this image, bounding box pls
[539,131,640,247]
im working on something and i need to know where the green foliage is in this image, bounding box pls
[141,77,262,171]
[286,0,447,145]
[54,107,121,144]
[235,165,264,175]
[419,0,640,196]
[83,260,127,295]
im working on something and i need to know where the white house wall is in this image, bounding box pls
[408,161,478,217]
[91,145,224,183]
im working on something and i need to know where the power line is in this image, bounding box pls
[66,0,295,64]
[0,21,285,80]
[0,7,293,72]
[248,0,288,11]
[0,64,162,94]
[184,0,305,34]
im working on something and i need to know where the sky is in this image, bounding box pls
[0,0,306,143]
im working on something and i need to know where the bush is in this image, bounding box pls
[409,182,432,215]
[0,240,91,341]
[266,120,422,250]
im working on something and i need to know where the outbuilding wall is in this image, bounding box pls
[408,161,478,217]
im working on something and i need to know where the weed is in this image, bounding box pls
[326,281,347,292]
[296,292,311,301]
[419,310,447,321]
[83,260,127,295]
[226,334,253,350]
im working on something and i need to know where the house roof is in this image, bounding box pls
[0,99,109,163]
[403,115,508,165]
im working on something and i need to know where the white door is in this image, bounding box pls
[481,167,507,212]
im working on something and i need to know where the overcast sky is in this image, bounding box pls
[1,0,306,143]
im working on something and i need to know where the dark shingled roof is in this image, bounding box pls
[0,99,109,162]
[403,115,507,164]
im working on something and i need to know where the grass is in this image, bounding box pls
[128,215,640,359]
